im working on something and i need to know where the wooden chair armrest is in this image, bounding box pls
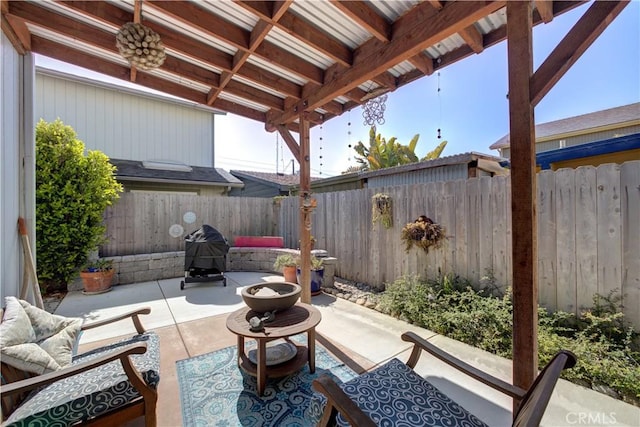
[401,331,526,399]
[81,307,151,334]
[0,342,148,397]
[312,375,377,427]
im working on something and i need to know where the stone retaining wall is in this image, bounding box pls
[69,249,337,291]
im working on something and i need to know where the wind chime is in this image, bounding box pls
[361,85,389,129]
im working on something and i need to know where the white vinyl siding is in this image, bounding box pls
[35,71,216,167]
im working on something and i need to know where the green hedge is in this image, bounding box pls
[35,119,122,292]
[378,274,640,406]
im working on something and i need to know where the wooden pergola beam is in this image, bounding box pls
[276,125,301,162]
[506,1,538,399]
[298,114,312,304]
[331,0,390,42]
[530,0,629,106]
[268,1,505,128]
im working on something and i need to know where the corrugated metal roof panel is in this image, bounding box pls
[232,74,286,99]
[197,0,258,30]
[246,56,308,86]
[142,5,237,55]
[367,0,421,21]
[266,27,335,68]
[147,69,210,93]
[167,49,223,74]
[476,8,508,33]
[290,1,371,49]
[388,60,416,77]
[36,0,117,32]
[28,24,126,64]
[218,92,270,112]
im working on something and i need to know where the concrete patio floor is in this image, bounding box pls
[54,272,640,427]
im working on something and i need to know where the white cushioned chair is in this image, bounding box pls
[0,297,160,426]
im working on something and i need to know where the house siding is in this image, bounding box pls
[367,164,469,187]
[35,70,216,168]
[501,123,640,158]
[1,34,33,301]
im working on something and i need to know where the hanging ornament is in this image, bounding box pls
[318,125,323,175]
[116,22,166,70]
[436,72,443,140]
[362,94,387,127]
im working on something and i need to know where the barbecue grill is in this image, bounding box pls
[180,224,229,290]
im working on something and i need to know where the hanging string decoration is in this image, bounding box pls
[437,71,442,139]
[116,22,166,70]
[362,94,387,127]
[346,112,353,163]
[318,124,323,175]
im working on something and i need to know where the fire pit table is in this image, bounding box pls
[226,303,321,395]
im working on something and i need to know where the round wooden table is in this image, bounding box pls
[226,302,322,395]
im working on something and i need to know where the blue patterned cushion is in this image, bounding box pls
[313,358,489,427]
[5,331,160,427]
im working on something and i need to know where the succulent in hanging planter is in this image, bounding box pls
[401,215,446,253]
[372,193,393,229]
[116,22,166,71]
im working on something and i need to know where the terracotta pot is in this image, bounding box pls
[282,265,298,283]
[80,269,114,294]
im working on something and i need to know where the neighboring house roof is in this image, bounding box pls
[290,151,508,190]
[112,159,243,187]
[490,103,640,150]
[359,151,508,178]
[230,170,321,191]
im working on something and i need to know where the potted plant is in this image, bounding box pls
[79,259,115,294]
[296,255,324,296]
[273,254,297,283]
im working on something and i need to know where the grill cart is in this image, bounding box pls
[180,224,229,290]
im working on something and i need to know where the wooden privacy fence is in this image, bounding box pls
[101,161,639,328]
[101,193,277,256]
[279,161,639,328]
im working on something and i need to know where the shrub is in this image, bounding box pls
[379,275,639,405]
[36,119,122,293]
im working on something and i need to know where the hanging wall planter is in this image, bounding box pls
[372,193,393,229]
[401,216,446,253]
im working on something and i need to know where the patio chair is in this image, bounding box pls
[0,297,160,426]
[312,331,576,427]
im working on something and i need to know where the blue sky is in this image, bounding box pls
[37,2,639,177]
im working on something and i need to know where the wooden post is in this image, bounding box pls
[506,1,538,405]
[298,114,312,303]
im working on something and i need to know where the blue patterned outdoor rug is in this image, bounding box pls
[176,336,357,426]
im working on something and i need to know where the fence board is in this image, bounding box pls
[555,168,576,312]
[537,170,556,309]
[621,161,640,328]
[596,164,622,298]
[574,167,598,311]
[466,179,481,283]
[100,162,640,330]
[479,177,493,284]
[492,176,509,291]
[453,179,468,279]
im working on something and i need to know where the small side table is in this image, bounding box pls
[226,302,322,395]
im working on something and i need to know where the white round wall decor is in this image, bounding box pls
[169,224,184,238]
[183,211,197,224]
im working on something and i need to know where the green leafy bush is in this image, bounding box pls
[379,275,640,405]
[36,119,122,293]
